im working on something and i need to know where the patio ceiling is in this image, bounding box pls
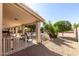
[3,3,44,28]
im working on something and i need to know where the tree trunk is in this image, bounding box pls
[75,28,78,42]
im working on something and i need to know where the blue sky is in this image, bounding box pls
[26,3,79,24]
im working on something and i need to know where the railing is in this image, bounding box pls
[2,36,32,56]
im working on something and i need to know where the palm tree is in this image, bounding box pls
[73,23,79,41]
[43,21,57,38]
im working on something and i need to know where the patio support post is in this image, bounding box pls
[12,28,14,34]
[19,26,22,35]
[0,3,2,56]
[36,22,41,44]
[22,25,25,35]
[16,27,18,34]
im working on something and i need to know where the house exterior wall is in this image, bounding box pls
[0,3,2,56]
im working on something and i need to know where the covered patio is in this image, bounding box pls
[2,3,44,56]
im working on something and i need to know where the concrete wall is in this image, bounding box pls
[0,3,2,56]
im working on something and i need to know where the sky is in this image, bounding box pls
[26,3,79,24]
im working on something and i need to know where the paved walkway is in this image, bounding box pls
[9,43,62,56]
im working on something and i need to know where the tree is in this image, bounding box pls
[73,23,79,41]
[73,23,79,28]
[25,24,36,38]
[54,20,72,36]
[43,21,57,38]
[40,27,44,33]
[25,24,36,32]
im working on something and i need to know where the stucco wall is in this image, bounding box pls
[0,3,2,56]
